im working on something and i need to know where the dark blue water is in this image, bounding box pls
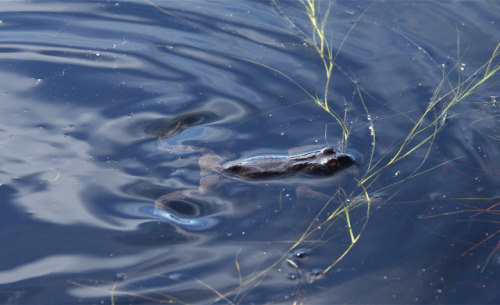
[0,1,499,304]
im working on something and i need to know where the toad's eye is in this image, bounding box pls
[321,148,336,155]
[324,159,337,167]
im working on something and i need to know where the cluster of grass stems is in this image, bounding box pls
[269,0,500,286]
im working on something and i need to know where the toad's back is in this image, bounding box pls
[222,147,354,179]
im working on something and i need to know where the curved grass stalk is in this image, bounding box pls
[271,0,374,147]
[322,185,371,275]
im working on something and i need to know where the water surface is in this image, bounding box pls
[0,1,498,304]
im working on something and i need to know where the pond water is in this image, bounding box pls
[0,1,499,304]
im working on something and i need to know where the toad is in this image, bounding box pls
[155,145,354,211]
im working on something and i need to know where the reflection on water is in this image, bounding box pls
[0,1,499,304]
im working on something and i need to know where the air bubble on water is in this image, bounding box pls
[309,268,323,279]
[115,273,125,281]
[293,248,311,258]
[287,273,299,280]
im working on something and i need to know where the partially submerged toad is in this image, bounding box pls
[155,145,354,211]
[222,147,354,178]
